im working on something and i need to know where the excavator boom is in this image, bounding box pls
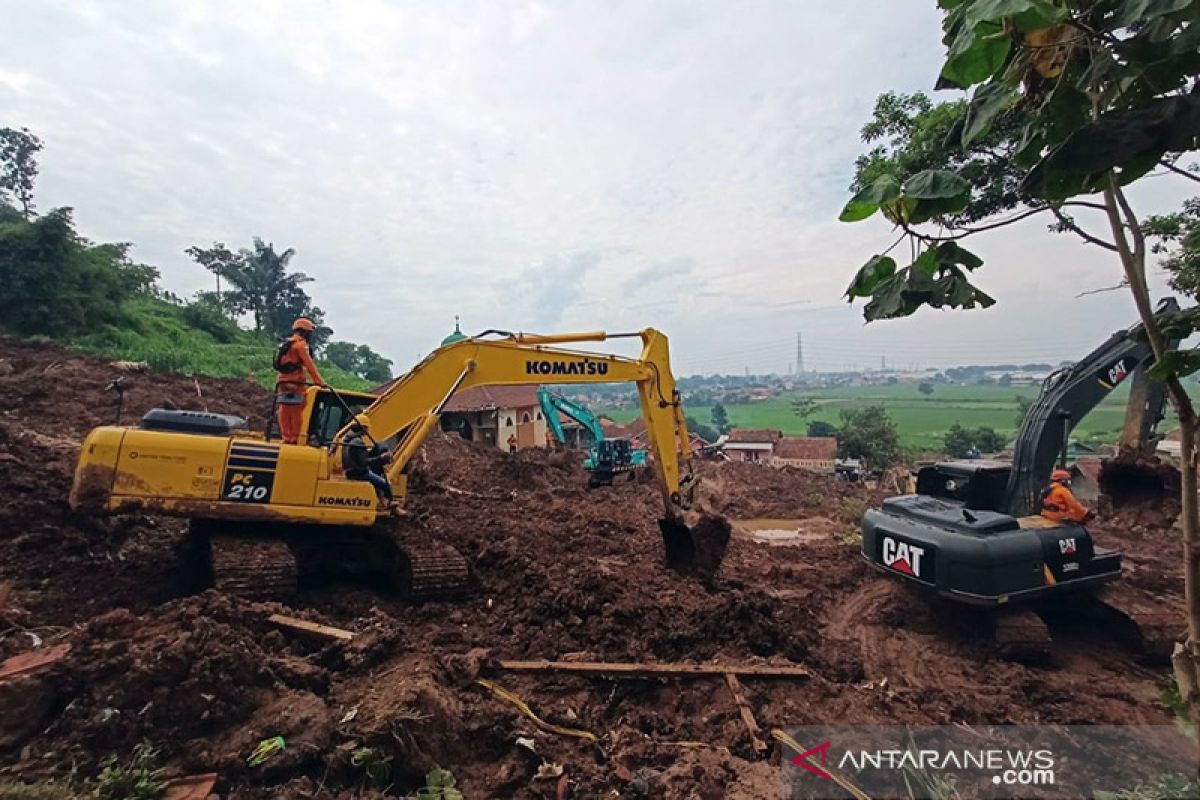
[70,326,712,575]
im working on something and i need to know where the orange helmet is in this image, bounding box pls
[1051,469,1071,482]
[292,317,315,332]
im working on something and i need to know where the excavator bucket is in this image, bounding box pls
[660,514,731,579]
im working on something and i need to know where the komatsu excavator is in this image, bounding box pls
[861,299,1183,661]
[70,328,711,600]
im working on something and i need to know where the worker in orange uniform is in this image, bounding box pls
[1041,469,1090,524]
[274,317,325,445]
[507,433,518,452]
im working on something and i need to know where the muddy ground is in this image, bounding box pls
[0,337,1188,798]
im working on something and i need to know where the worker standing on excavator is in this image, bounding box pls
[274,317,325,444]
[1041,469,1090,524]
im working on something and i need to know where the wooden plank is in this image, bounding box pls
[267,614,354,642]
[0,643,71,683]
[724,672,768,755]
[0,581,12,615]
[164,773,218,800]
[496,660,811,678]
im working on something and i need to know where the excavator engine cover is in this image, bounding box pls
[862,495,1121,604]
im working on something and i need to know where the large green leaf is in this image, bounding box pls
[1023,94,1200,201]
[1114,0,1194,28]
[942,21,1012,88]
[1149,348,1200,381]
[966,0,1068,31]
[840,175,901,222]
[902,169,972,199]
[936,241,985,270]
[962,81,1017,146]
[845,255,898,299]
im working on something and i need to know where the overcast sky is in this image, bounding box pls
[1,0,1195,376]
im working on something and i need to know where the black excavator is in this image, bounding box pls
[861,299,1182,661]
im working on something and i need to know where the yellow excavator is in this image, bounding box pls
[70,328,712,599]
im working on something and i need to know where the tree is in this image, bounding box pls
[836,406,901,469]
[840,0,1200,727]
[808,420,837,438]
[0,208,158,337]
[944,423,1005,457]
[324,341,394,384]
[0,127,42,218]
[918,381,934,395]
[185,238,327,341]
[1015,395,1033,428]
[791,396,818,418]
[1146,196,1200,298]
[686,416,720,443]
[710,403,730,435]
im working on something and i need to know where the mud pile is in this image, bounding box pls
[0,337,1190,799]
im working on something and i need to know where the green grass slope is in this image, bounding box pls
[67,296,374,391]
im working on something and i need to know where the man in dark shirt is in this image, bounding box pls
[342,414,395,509]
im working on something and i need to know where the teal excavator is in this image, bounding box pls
[537,387,648,488]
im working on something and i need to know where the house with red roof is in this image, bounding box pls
[722,427,837,472]
[439,384,549,452]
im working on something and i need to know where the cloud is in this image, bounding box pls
[1,0,1193,375]
[620,257,694,295]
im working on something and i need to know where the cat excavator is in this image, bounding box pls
[862,299,1183,661]
[70,328,715,600]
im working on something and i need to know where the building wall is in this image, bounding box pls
[725,444,773,463]
[498,403,549,452]
[771,457,835,473]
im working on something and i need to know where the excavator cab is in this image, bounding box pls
[302,387,376,446]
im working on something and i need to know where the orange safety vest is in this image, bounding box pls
[1041,483,1088,523]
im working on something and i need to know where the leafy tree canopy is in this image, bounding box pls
[324,341,394,384]
[836,405,902,469]
[0,207,158,337]
[843,0,1200,324]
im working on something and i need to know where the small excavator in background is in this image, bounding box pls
[537,387,647,487]
[71,328,722,600]
[861,299,1182,661]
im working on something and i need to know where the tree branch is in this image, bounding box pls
[1062,200,1110,212]
[1161,160,1200,184]
[1103,177,1165,359]
[1051,207,1119,252]
[903,205,1052,242]
[1075,281,1128,298]
[1114,184,1147,289]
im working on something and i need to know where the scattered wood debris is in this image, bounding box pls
[267,614,354,643]
[163,772,218,800]
[0,644,71,683]
[496,659,811,678]
[724,672,767,754]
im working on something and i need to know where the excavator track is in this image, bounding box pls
[208,535,298,600]
[395,539,470,601]
[1073,585,1182,662]
[992,605,1052,664]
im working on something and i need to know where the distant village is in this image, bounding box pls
[562,362,1068,410]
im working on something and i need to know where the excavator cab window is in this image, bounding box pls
[306,390,374,446]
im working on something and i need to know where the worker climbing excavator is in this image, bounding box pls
[70,328,720,600]
[861,299,1182,661]
[537,387,647,487]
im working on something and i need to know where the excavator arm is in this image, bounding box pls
[537,387,607,445]
[341,328,701,561]
[1004,298,1179,516]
